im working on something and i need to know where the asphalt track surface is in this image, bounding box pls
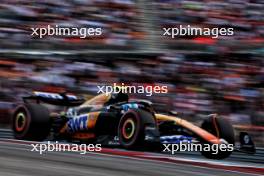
[0,140,263,176]
[0,129,263,176]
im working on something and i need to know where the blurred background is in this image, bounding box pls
[0,0,263,146]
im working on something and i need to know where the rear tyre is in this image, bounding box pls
[118,109,159,149]
[200,115,235,159]
[12,103,51,141]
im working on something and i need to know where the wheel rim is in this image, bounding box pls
[122,118,135,139]
[15,112,26,132]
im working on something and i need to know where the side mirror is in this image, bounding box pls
[169,111,178,116]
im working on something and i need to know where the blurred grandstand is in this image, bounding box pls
[0,0,263,146]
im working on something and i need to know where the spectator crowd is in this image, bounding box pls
[0,0,144,50]
[155,0,264,50]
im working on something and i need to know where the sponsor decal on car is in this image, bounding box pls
[66,112,99,133]
[34,91,78,100]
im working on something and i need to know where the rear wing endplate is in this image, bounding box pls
[23,91,85,107]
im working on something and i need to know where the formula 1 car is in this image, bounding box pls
[12,91,255,159]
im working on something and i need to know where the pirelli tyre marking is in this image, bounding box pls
[15,112,27,132]
[122,118,136,139]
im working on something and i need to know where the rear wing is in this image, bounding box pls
[23,91,85,106]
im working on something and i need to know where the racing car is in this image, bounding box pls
[11,91,255,159]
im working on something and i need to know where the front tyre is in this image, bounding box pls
[12,103,51,141]
[118,109,159,149]
[200,114,235,159]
